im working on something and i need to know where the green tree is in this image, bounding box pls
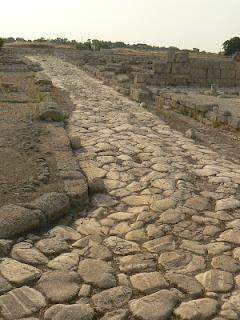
[223,37,240,56]
[0,38,4,49]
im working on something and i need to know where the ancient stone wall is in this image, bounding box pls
[152,51,240,87]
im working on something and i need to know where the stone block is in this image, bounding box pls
[167,75,189,86]
[153,62,171,74]
[190,68,207,79]
[175,51,190,63]
[0,286,46,320]
[221,68,236,80]
[134,73,151,84]
[172,63,190,75]
[229,116,240,129]
[39,102,65,122]
[195,104,215,113]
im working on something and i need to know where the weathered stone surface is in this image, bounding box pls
[103,236,140,255]
[0,286,46,320]
[48,226,81,241]
[143,235,176,253]
[175,298,218,320]
[11,242,48,265]
[35,238,69,256]
[27,192,70,221]
[100,309,129,320]
[78,258,116,288]
[165,273,203,297]
[0,205,39,239]
[36,271,80,303]
[118,254,157,274]
[130,272,168,293]
[0,258,41,285]
[44,304,95,320]
[185,196,211,211]
[129,290,178,320]
[196,269,234,292]
[211,255,240,272]
[0,275,12,294]
[39,102,65,121]
[92,286,132,311]
[219,229,240,244]
[215,198,240,211]
[48,252,79,270]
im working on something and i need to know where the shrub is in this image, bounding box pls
[223,37,240,56]
[0,38,4,49]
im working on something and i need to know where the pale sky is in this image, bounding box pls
[1,0,239,52]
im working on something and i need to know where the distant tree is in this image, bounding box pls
[223,37,240,56]
[0,38,4,49]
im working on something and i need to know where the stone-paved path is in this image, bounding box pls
[1,56,240,320]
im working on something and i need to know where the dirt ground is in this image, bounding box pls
[0,67,74,207]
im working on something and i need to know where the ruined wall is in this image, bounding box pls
[152,51,240,87]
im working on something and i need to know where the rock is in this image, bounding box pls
[165,273,203,298]
[48,226,81,241]
[143,235,176,253]
[130,272,168,293]
[159,210,185,224]
[151,198,176,211]
[92,286,132,312]
[39,102,65,121]
[35,238,69,256]
[70,135,81,150]
[36,271,80,303]
[78,258,116,289]
[174,298,218,320]
[83,243,112,260]
[219,229,240,244]
[180,240,206,255]
[48,252,79,270]
[0,258,41,285]
[0,205,40,239]
[222,291,240,314]
[79,284,91,297]
[129,290,178,320]
[215,198,240,211]
[118,254,157,274]
[103,236,140,255]
[0,239,13,257]
[45,304,95,320]
[76,218,108,236]
[0,275,12,294]
[196,269,234,292]
[108,212,135,221]
[11,242,48,265]
[0,286,46,320]
[92,193,117,207]
[122,195,152,206]
[158,251,192,270]
[186,128,196,140]
[100,309,129,320]
[185,196,211,211]
[26,192,70,222]
[125,229,147,242]
[211,255,240,272]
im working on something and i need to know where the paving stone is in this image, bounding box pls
[92,193,117,207]
[196,269,234,292]
[130,272,168,294]
[219,229,240,244]
[78,258,116,289]
[118,254,157,274]
[211,255,240,272]
[76,218,109,236]
[122,195,152,206]
[159,209,185,224]
[100,309,129,320]
[158,251,192,270]
[165,273,203,298]
[129,290,178,320]
[175,298,218,320]
[0,275,12,294]
[0,258,41,285]
[143,235,176,253]
[185,196,211,211]
[45,304,95,320]
[103,236,140,255]
[0,286,46,320]
[48,252,79,270]
[215,198,240,211]
[48,226,81,241]
[151,198,176,211]
[92,286,132,312]
[36,271,80,303]
[35,238,69,256]
[11,242,48,266]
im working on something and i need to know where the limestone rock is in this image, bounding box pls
[36,271,80,303]
[11,242,48,266]
[92,286,132,312]
[130,272,168,293]
[196,269,234,292]
[0,286,46,320]
[78,258,116,289]
[0,258,41,285]
[129,290,178,320]
[175,298,218,320]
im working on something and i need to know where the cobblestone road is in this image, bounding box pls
[1,57,240,320]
